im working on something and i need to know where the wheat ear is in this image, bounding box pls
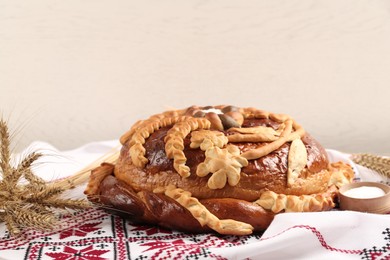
[351,153,390,179]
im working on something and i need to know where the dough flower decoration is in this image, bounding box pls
[190,130,228,151]
[196,145,248,189]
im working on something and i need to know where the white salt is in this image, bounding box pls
[343,186,386,199]
[201,108,223,114]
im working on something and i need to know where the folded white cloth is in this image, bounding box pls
[0,141,389,260]
[214,211,390,259]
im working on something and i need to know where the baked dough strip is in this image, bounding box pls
[227,125,280,142]
[159,186,254,235]
[241,119,305,160]
[287,138,308,188]
[254,190,335,213]
[164,118,211,177]
[253,164,355,213]
[128,116,190,168]
[120,109,186,145]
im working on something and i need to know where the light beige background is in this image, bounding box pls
[1,0,390,154]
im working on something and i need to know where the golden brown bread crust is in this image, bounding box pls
[85,105,354,235]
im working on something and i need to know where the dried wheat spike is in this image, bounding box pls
[352,153,390,178]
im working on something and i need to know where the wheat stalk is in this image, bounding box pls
[351,153,390,179]
[14,152,45,185]
[13,206,57,230]
[0,117,112,236]
[0,119,12,179]
[42,198,91,209]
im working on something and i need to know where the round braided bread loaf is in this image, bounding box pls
[85,105,354,235]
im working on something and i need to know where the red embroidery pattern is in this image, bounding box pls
[360,228,390,260]
[138,236,230,260]
[59,222,101,239]
[0,208,107,250]
[0,208,388,260]
[46,245,109,260]
[113,215,127,260]
[261,224,362,254]
[130,225,172,236]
